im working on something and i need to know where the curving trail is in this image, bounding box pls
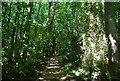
[37,55,69,81]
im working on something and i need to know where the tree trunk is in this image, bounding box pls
[9,6,18,64]
[23,2,33,60]
[104,2,120,79]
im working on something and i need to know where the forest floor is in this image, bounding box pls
[37,55,72,81]
[3,55,79,81]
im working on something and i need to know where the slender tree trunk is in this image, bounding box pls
[44,3,57,57]
[8,3,12,26]
[9,6,18,64]
[35,3,41,36]
[23,2,33,60]
[26,2,33,44]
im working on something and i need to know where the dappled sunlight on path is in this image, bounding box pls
[36,55,69,81]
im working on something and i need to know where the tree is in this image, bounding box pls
[104,2,120,80]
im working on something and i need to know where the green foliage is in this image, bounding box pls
[2,2,120,81]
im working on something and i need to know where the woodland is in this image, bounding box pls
[2,2,120,81]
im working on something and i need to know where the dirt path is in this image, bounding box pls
[36,56,68,81]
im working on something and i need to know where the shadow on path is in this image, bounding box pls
[36,55,70,81]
